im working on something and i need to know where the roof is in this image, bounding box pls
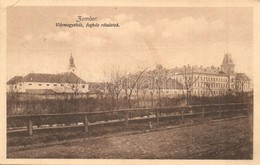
[7,76,23,84]
[166,65,227,76]
[53,72,87,84]
[7,72,86,84]
[236,73,250,81]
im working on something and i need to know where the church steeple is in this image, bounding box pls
[68,53,77,73]
[221,53,235,75]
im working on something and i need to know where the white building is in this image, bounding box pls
[7,55,88,94]
[166,54,252,96]
[142,54,252,97]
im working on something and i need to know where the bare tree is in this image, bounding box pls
[145,65,168,108]
[57,72,84,99]
[204,79,215,97]
[181,65,200,105]
[155,67,168,107]
[7,79,22,115]
[103,66,125,110]
[144,68,166,108]
[149,74,157,108]
[234,74,250,100]
[123,73,134,109]
[133,67,148,108]
[122,67,148,109]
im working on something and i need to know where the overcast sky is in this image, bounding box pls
[7,7,253,81]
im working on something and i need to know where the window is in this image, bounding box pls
[61,84,64,86]
[46,84,50,86]
[20,84,22,86]
[15,85,17,89]
[82,85,85,88]
[29,84,32,86]
[38,84,42,86]
[54,84,57,86]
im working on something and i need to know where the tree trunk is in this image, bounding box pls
[186,89,189,105]
[158,89,162,107]
[151,93,154,108]
[136,90,139,108]
[128,97,131,109]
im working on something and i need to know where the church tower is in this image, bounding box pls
[67,54,77,73]
[221,53,236,90]
[221,53,235,75]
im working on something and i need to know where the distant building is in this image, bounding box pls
[7,55,88,94]
[143,54,252,97]
[235,73,251,93]
[165,53,252,96]
[141,66,185,97]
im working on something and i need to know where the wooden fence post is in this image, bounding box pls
[202,108,204,117]
[28,118,33,136]
[84,115,89,133]
[219,105,223,118]
[125,111,129,127]
[156,109,159,124]
[181,108,184,120]
[218,111,222,118]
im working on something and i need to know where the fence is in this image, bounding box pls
[7,92,253,116]
[7,103,252,136]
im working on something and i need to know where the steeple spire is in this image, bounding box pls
[67,53,77,73]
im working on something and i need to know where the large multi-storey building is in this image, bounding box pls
[143,54,252,96]
[166,54,251,96]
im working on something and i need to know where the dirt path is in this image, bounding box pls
[7,117,253,159]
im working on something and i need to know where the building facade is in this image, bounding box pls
[7,55,88,94]
[165,54,252,96]
[142,54,252,97]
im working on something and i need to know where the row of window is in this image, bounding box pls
[192,90,226,95]
[174,76,228,82]
[18,83,85,88]
[193,82,228,88]
[28,83,59,86]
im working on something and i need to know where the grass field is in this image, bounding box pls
[7,116,253,159]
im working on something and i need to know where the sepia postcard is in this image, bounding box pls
[0,0,260,164]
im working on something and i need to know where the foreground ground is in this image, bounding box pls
[7,115,252,159]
